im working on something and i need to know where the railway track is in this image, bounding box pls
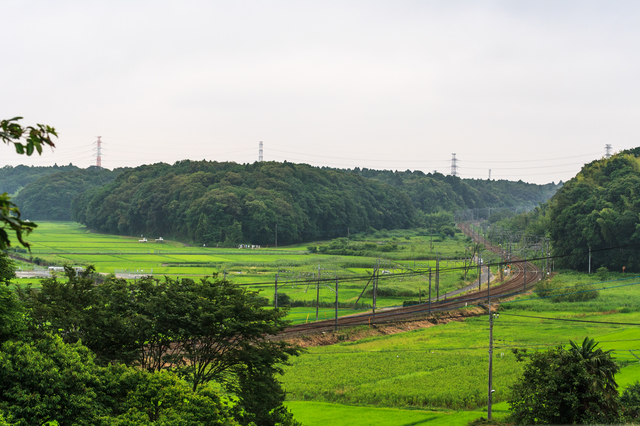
[277,223,542,338]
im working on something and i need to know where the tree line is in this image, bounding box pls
[346,167,561,213]
[72,160,419,246]
[13,166,125,220]
[4,160,562,247]
[493,148,640,272]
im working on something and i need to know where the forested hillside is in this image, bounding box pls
[549,149,640,271]
[0,164,78,195]
[348,168,561,212]
[72,161,418,246]
[2,161,562,247]
[13,167,125,221]
[494,148,640,272]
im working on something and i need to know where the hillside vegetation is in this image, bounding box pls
[494,148,640,272]
[13,167,125,221]
[350,168,561,212]
[0,163,78,195]
[72,161,419,246]
[3,161,561,246]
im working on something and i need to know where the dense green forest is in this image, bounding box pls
[1,161,562,246]
[13,167,125,221]
[0,163,78,195]
[495,148,640,272]
[347,168,561,212]
[72,161,419,246]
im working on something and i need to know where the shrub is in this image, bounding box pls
[597,266,609,280]
[621,381,640,419]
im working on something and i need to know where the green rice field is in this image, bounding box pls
[15,222,481,313]
[13,221,640,425]
[282,271,640,424]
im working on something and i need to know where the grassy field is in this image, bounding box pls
[15,222,481,312]
[14,221,640,425]
[281,271,640,425]
[285,401,511,426]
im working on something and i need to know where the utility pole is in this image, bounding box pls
[335,276,339,332]
[545,239,550,277]
[274,272,278,308]
[347,227,350,245]
[316,264,320,321]
[275,224,278,248]
[436,255,440,301]
[373,264,378,318]
[588,246,591,274]
[488,309,495,420]
[429,268,432,314]
[478,252,482,291]
[523,254,527,292]
[605,144,612,159]
[430,219,433,250]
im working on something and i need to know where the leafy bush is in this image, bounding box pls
[597,266,609,280]
[621,381,640,420]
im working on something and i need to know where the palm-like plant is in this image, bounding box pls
[569,337,620,413]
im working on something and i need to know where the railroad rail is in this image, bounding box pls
[277,222,542,338]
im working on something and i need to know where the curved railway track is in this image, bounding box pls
[278,223,542,338]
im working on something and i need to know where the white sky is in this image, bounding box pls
[2,0,639,184]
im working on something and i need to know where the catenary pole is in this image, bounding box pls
[335,276,339,332]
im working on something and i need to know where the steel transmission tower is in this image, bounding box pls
[605,144,612,159]
[451,153,458,177]
[93,136,103,168]
[259,141,263,162]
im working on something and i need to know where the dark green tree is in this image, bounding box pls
[20,271,302,425]
[0,253,15,286]
[0,284,26,344]
[509,337,621,424]
[620,381,640,419]
[0,334,239,425]
[0,334,103,425]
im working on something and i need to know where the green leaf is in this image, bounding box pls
[14,143,24,154]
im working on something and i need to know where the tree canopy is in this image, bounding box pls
[509,337,620,424]
[349,167,560,213]
[69,160,560,247]
[72,160,419,246]
[495,147,640,272]
[18,268,302,425]
[13,166,125,220]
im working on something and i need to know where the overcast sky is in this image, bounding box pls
[2,0,639,184]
